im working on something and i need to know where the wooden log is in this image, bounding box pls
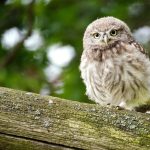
[0,87,150,150]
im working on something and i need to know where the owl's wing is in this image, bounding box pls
[129,40,149,58]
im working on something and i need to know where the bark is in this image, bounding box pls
[0,87,150,150]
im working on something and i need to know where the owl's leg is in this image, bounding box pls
[117,101,134,111]
[116,105,125,110]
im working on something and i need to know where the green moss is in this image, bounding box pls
[0,87,150,150]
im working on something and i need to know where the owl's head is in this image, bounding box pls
[83,16,133,50]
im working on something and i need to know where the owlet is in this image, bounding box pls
[80,16,150,111]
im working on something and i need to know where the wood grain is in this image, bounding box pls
[0,87,150,150]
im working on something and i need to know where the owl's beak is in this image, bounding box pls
[103,34,108,45]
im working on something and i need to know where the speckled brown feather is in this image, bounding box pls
[129,40,149,57]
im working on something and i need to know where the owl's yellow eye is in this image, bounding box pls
[93,32,100,39]
[110,29,117,36]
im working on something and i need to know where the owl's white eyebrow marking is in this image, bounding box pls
[109,26,121,31]
[91,29,99,33]
[90,31,103,37]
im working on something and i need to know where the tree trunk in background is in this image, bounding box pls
[0,87,150,150]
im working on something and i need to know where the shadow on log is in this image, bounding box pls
[0,87,150,150]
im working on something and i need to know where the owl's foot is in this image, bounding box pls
[106,104,125,110]
[118,101,134,111]
[106,103,111,108]
[116,106,125,110]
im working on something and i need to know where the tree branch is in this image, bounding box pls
[0,0,35,68]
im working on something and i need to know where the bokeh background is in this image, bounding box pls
[0,0,150,103]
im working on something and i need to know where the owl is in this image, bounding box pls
[80,16,150,111]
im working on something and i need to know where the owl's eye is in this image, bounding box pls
[93,32,100,39]
[110,29,118,36]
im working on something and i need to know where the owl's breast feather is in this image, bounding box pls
[80,49,150,108]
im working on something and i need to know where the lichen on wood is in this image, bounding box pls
[0,87,150,150]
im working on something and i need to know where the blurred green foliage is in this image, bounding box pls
[0,0,150,103]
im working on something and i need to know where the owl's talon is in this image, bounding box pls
[106,103,111,108]
[116,106,125,110]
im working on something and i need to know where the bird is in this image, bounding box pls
[80,16,150,111]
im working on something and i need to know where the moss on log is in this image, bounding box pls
[0,87,150,150]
